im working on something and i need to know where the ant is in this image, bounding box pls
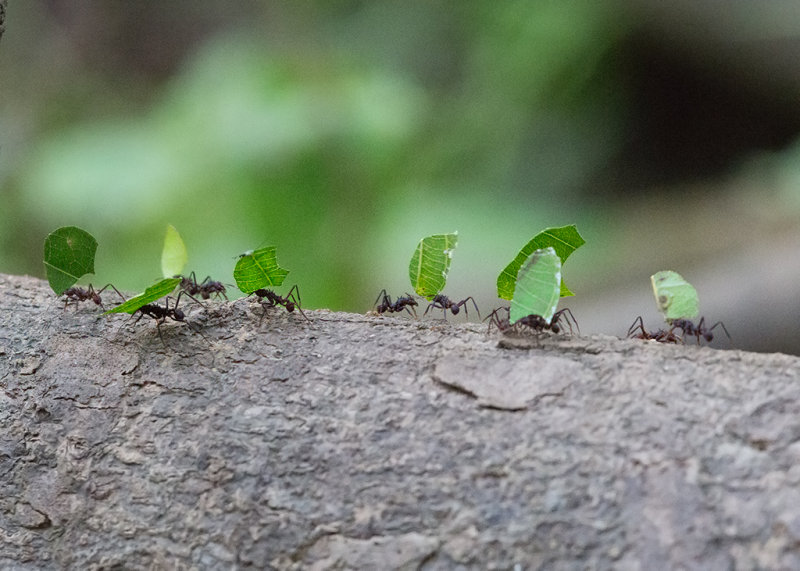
[130,292,206,346]
[62,283,125,309]
[485,306,579,335]
[253,285,310,323]
[178,272,228,300]
[626,316,682,344]
[424,294,480,320]
[373,289,418,317]
[669,317,731,345]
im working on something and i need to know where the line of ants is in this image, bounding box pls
[58,280,731,348]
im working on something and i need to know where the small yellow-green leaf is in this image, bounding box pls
[233,247,289,294]
[408,232,458,301]
[161,224,188,278]
[509,247,561,325]
[43,226,98,295]
[651,270,699,322]
[497,224,585,301]
[104,277,181,315]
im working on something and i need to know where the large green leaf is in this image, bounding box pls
[497,224,585,300]
[651,270,699,322]
[104,277,181,315]
[510,247,562,325]
[408,232,458,301]
[233,247,289,294]
[161,224,188,278]
[43,226,98,295]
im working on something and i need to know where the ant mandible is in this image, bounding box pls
[669,317,731,345]
[626,316,682,344]
[253,285,310,323]
[178,271,228,300]
[424,294,480,320]
[373,289,418,318]
[62,283,125,309]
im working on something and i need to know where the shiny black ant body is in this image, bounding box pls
[130,292,206,345]
[253,285,310,323]
[178,272,228,300]
[373,289,418,317]
[626,316,682,344]
[485,306,578,335]
[669,317,730,345]
[62,283,124,309]
[424,294,480,320]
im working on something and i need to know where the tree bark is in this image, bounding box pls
[0,0,6,45]
[2,273,799,569]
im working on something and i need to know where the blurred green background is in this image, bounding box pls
[3,1,800,353]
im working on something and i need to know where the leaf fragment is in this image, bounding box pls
[233,247,289,294]
[161,224,188,278]
[408,232,458,301]
[43,226,98,295]
[104,277,182,315]
[497,224,585,300]
[651,270,699,322]
[509,247,562,325]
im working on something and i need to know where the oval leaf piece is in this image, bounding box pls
[408,232,458,301]
[43,226,98,295]
[104,277,181,315]
[510,247,562,325]
[651,270,699,322]
[497,224,585,301]
[233,247,289,294]
[161,224,188,278]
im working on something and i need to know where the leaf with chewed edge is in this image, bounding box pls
[497,224,585,300]
[408,232,458,301]
[43,226,98,295]
[161,224,188,278]
[233,247,289,294]
[651,270,699,322]
[104,277,181,315]
[509,247,562,325]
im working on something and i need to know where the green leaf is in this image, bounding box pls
[408,232,458,301]
[510,247,562,325]
[43,226,98,295]
[161,224,188,278]
[104,277,182,315]
[651,270,699,322]
[497,224,585,300]
[233,247,289,294]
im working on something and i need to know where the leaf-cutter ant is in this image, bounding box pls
[253,285,310,323]
[485,306,579,335]
[62,283,125,309]
[423,294,480,320]
[669,317,731,345]
[626,316,682,344]
[178,272,228,300]
[130,291,207,346]
[373,289,418,317]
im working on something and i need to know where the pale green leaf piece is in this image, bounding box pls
[233,246,289,294]
[43,226,98,295]
[104,277,181,315]
[651,270,699,322]
[408,232,458,301]
[161,224,188,278]
[497,224,585,301]
[510,247,562,325]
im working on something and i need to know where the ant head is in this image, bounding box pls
[286,303,295,312]
[173,308,185,321]
[704,332,714,342]
[551,322,561,334]
[451,305,460,315]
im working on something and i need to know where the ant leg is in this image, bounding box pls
[96,283,127,302]
[175,289,206,309]
[286,285,311,322]
[706,320,732,344]
[626,316,646,338]
[555,308,580,335]
[373,289,391,309]
[462,296,481,320]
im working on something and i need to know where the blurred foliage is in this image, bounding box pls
[2,2,628,311]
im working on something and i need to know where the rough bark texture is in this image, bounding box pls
[0,0,6,44]
[2,273,800,570]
